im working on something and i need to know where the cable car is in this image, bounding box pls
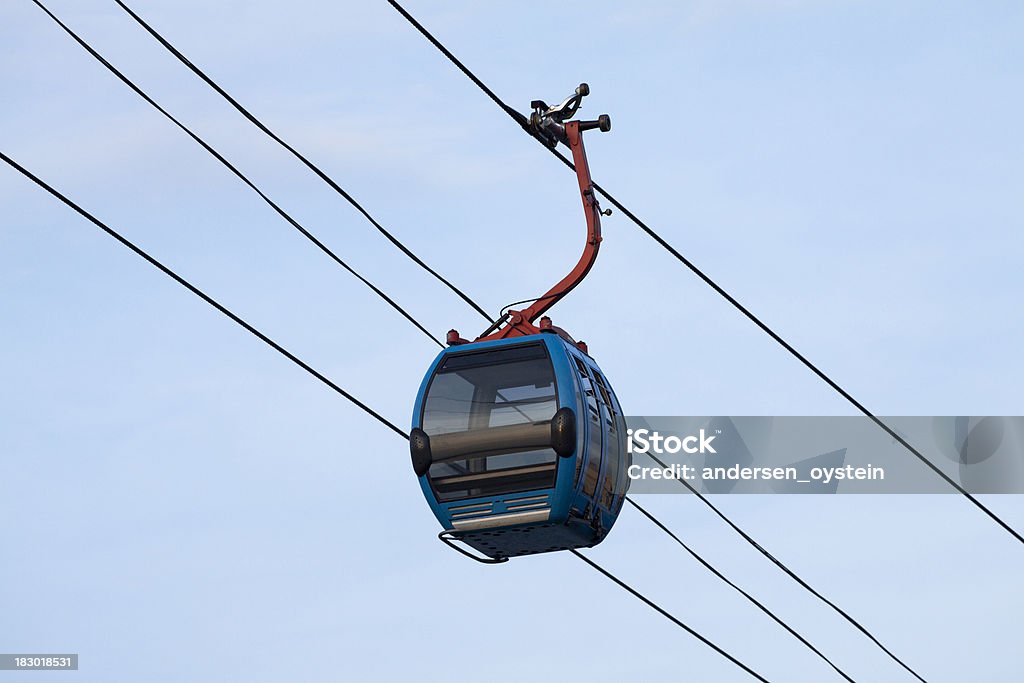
[410,85,630,562]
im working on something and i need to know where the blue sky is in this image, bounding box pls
[2,1,1023,680]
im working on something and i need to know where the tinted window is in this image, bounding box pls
[594,371,622,509]
[574,356,603,499]
[422,343,558,502]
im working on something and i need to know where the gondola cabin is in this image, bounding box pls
[410,83,626,561]
[411,333,629,560]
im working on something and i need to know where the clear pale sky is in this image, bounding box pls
[2,1,1022,681]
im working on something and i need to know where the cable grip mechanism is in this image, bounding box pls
[529,82,611,148]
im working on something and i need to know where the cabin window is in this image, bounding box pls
[594,371,623,509]
[422,343,559,502]
[573,357,604,499]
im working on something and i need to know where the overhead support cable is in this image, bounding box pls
[112,0,493,323]
[1,150,408,439]
[626,498,858,682]
[384,0,1024,546]
[3,149,773,683]
[30,0,442,349]
[642,453,926,682]
[572,549,771,682]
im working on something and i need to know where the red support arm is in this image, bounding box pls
[477,120,604,342]
[520,120,603,322]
